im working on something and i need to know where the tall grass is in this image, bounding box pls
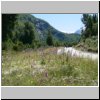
[2,47,98,86]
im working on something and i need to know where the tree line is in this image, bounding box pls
[2,14,79,51]
[79,14,98,52]
[2,14,53,50]
[2,14,97,51]
[81,14,98,40]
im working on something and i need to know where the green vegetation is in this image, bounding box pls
[2,14,98,86]
[20,22,35,44]
[76,36,98,52]
[76,14,98,52]
[2,14,18,42]
[2,14,80,51]
[81,14,98,38]
[46,30,53,46]
[2,48,98,86]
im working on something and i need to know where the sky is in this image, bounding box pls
[32,14,84,33]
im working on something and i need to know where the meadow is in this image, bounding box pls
[2,47,98,86]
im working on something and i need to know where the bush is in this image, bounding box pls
[2,39,14,50]
[76,35,98,53]
[13,41,24,51]
[2,42,7,50]
[13,45,18,51]
[41,59,45,65]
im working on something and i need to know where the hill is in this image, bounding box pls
[17,14,80,44]
[74,29,82,34]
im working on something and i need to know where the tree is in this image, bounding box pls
[21,22,35,44]
[92,23,98,36]
[81,14,89,28]
[2,14,18,42]
[81,14,98,38]
[93,14,98,23]
[46,30,53,46]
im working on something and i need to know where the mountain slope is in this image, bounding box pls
[16,14,81,44]
[74,29,82,34]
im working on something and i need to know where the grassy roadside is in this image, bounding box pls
[2,47,98,86]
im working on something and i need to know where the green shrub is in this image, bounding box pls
[2,42,8,50]
[13,41,24,51]
[41,59,45,65]
[2,39,14,50]
[13,45,18,51]
[77,36,98,52]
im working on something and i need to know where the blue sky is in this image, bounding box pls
[32,14,84,33]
